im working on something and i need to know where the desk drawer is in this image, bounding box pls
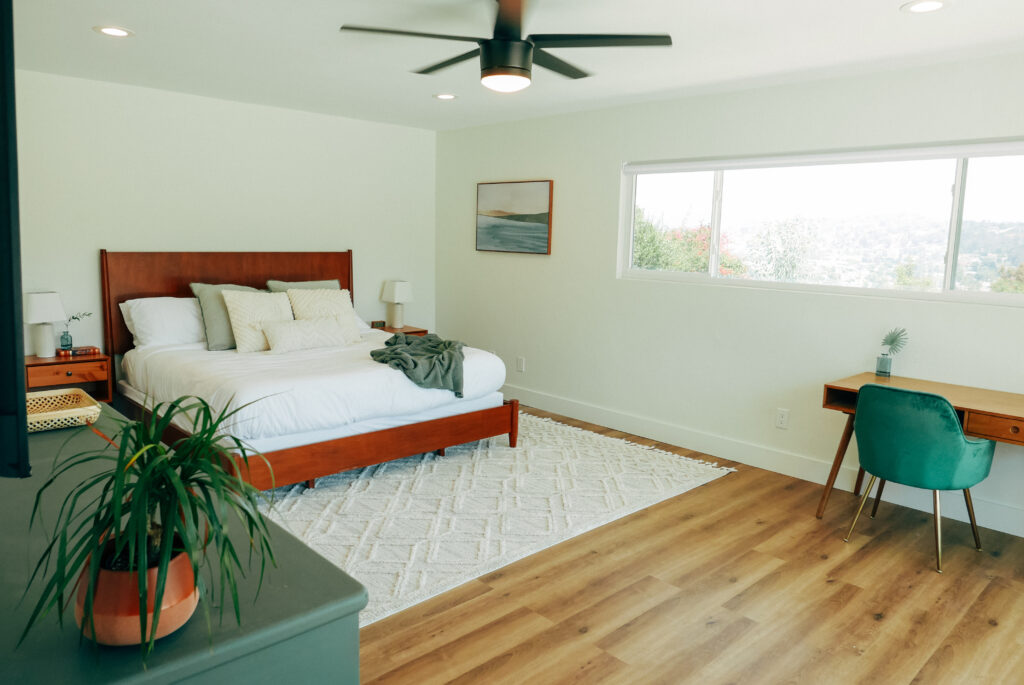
[966,412,1024,444]
[27,361,108,388]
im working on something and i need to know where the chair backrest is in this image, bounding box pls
[854,384,992,490]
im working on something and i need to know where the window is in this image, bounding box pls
[956,156,1024,293]
[622,145,1024,298]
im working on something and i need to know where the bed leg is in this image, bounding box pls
[508,399,519,447]
[437,448,446,456]
[305,479,316,489]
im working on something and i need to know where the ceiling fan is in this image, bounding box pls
[340,0,672,93]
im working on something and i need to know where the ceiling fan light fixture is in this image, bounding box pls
[899,0,946,13]
[481,67,531,93]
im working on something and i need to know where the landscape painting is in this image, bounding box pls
[477,180,553,254]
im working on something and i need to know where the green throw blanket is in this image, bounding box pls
[370,333,465,397]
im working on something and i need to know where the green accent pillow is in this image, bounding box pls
[189,282,260,351]
[266,279,341,292]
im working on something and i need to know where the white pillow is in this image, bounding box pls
[286,289,362,345]
[264,319,358,353]
[221,290,293,353]
[120,297,206,348]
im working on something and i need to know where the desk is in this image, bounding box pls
[816,372,1024,518]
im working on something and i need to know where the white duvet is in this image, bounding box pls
[122,330,506,441]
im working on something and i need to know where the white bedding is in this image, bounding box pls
[121,329,506,445]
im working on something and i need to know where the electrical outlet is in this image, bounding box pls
[515,356,526,373]
[775,408,790,430]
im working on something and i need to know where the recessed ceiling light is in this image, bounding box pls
[433,93,457,101]
[93,26,134,38]
[900,0,946,13]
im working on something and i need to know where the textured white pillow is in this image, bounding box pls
[286,289,362,344]
[221,290,293,353]
[120,297,206,347]
[264,319,358,353]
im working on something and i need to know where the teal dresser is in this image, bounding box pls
[1,408,367,684]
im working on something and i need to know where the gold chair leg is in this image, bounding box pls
[964,489,983,551]
[870,479,887,519]
[845,475,877,542]
[933,490,943,573]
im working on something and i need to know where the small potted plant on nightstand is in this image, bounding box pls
[19,396,275,660]
[61,311,92,351]
[876,327,908,377]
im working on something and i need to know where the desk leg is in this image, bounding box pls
[816,414,854,519]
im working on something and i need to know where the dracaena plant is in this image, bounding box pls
[19,396,276,660]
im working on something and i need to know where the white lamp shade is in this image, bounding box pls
[381,280,413,304]
[24,292,67,324]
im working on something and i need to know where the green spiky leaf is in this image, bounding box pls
[881,327,908,355]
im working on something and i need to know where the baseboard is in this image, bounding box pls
[503,383,1024,538]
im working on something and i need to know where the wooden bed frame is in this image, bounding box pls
[100,250,518,489]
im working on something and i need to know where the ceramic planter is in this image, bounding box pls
[74,550,199,646]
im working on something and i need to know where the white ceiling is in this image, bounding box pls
[13,0,1024,131]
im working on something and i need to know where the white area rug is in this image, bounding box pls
[261,414,734,625]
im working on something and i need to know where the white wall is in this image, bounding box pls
[436,52,1024,536]
[16,70,437,349]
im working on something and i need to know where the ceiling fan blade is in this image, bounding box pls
[529,34,673,48]
[340,25,484,43]
[532,49,589,79]
[415,48,482,75]
[494,0,524,40]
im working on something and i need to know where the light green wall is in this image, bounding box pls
[16,70,437,347]
[436,52,1024,535]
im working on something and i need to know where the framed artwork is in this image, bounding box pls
[476,180,553,255]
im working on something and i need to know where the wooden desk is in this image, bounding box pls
[816,372,1024,518]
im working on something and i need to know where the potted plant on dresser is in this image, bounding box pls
[19,396,275,660]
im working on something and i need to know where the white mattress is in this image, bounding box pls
[120,329,506,452]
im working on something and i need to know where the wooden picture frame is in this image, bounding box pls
[476,180,553,255]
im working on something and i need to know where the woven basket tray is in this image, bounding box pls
[27,388,102,433]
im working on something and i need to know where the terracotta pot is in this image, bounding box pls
[74,550,199,646]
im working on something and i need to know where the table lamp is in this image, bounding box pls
[381,280,413,329]
[24,291,67,358]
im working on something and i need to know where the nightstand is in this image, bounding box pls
[380,325,428,337]
[25,353,113,403]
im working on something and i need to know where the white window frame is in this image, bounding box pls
[618,140,1024,304]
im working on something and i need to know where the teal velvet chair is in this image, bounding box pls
[843,384,995,573]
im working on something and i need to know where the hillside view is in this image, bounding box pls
[632,210,1024,293]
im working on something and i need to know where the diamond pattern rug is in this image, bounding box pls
[261,413,734,625]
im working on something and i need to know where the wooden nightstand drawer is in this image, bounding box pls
[381,325,428,337]
[27,360,108,388]
[966,412,1024,444]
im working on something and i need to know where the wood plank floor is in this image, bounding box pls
[360,407,1024,684]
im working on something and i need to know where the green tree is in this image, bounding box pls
[631,209,674,270]
[894,262,932,290]
[992,263,1024,293]
[746,220,812,282]
[632,209,746,276]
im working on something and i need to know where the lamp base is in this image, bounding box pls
[386,303,405,329]
[31,322,56,358]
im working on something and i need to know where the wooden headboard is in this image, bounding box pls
[100,250,354,356]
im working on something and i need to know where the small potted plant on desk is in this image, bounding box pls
[19,396,275,661]
[876,327,908,377]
